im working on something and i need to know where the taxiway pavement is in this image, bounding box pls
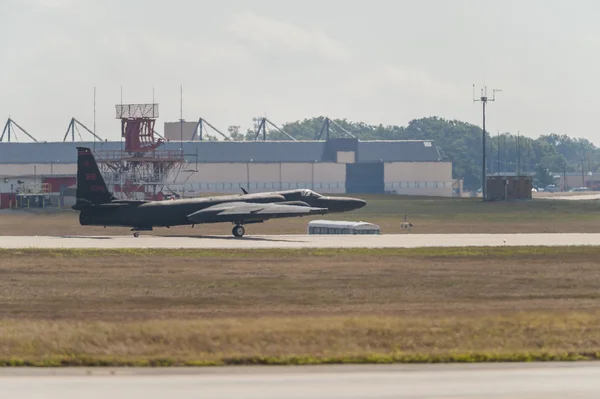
[1,363,599,398]
[2,233,600,249]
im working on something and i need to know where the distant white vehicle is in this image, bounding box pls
[308,220,380,235]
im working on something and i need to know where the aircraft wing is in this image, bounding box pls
[187,201,327,224]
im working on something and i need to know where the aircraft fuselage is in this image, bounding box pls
[79,193,286,228]
[79,189,366,229]
[73,146,366,237]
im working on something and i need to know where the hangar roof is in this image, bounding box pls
[0,140,442,164]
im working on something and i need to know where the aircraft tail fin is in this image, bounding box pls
[75,147,115,205]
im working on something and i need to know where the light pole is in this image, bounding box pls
[473,85,501,201]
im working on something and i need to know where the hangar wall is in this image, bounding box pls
[171,161,452,196]
[0,164,76,176]
[384,162,453,196]
[174,162,347,194]
[385,162,452,181]
[0,161,453,196]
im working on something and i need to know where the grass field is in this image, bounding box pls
[2,194,600,236]
[2,247,600,366]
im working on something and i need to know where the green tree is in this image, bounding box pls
[227,125,245,141]
[233,115,599,191]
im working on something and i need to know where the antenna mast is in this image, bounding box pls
[93,86,96,149]
[497,130,500,175]
[517,130,521,176]
[120,85,123,152]
[180,84,184,149]
[473,84,501,201]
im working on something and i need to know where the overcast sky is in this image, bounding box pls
[1,0,599,143]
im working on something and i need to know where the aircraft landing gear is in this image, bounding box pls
[232,224,245,238]
[131,227,151,238]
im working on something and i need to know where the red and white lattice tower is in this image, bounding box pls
[94,103,184,200]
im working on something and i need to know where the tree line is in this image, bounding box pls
[225,116,599,191]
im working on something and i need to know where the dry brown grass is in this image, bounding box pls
[1,247,600,364]
[2,312,600,364]
[2,247,600,321]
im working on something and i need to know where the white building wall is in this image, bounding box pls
[313,163,345,193]
[385,184,453,197]
[0,164,76,176]
[180,163,247,184]
[384,162,453,197]
[315,163,345,182]
[384,162,452,182]
[281,163,312,182]
[169,162,346,194]
[249,163,280,182]
[1,161,454,196]
[198,163,244,183]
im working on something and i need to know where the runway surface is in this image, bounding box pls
[1,363,599,398]
[2,233,600,249]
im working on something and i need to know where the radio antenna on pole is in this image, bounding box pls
[497,130,500,175]
[473,84,501,201]
[517,130,521,176]
[180,84,183,147]
[120,85,123,152]
[93,85,96,150]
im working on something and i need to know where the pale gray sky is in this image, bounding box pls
[1,0,599,143]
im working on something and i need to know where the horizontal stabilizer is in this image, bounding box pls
[71,199,147,210]
[110,200,149,205]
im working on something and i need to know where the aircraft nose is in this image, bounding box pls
[349,198,366,210]
[354,198,367,209]
[330,197,366,211]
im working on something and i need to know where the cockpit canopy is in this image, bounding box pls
[300,189,323,198]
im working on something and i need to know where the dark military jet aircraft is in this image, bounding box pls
[72,147,366,237]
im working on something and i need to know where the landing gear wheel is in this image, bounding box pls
[232,225,245,238]
[133,232,140,238]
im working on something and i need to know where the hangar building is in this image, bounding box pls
[0,138,451,195]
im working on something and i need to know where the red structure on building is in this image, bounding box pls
[42,176,77,193]
[118,104,164,152]
[94,103,184,200]
[0,193,16,209]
